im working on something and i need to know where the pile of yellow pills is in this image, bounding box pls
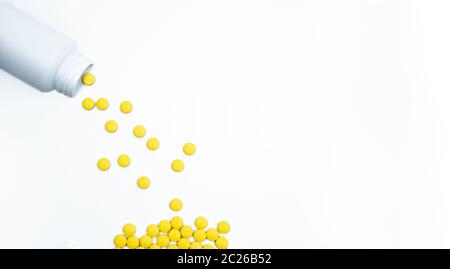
[117,154,131,168]
[137,176,151,189]
[120,101,133,114]
[97,158,110,171]
[169,198,183,212]
[146,138,160,151]
[96,97,109,111]
[81,72,96,86]
[112,200,231,249]
[171,159,184,173]
[133,125,146,138]
[105,120,118,133]
[82,97,95,111]
[183,142,196,156]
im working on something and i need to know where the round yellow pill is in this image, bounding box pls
[81,97,95,111]
[158,220,171,233]
[180,225,193,238]
[190,242,202,249]
[105,120,118,133]
[122,223,136,237]
[215,236,228,249]
[193,230,206,242]
[137,176,151,189]
[171,159,185,173]
[167,244,179,249]
[170,216,184,230]
[113,234,127,249]
[169,198,183,212]
[146,138,160,151]
[146,224,159,237]
[183,142,196,156]
[97,158,110,171]
[133,125,146,138]
[194,216,208,230]
[117,154,131,168]
[168,229,181,242]
[149,244,160,249]
[203,244,214,249]
[126,236,139,249]
[96,97,109,111]
[217,221,231,234]
[139,235,152,248]
[120,101,133,114]
[177,238,190,249]
[157,234,170,247]
[81,72,96,86]
[206,228,219,241]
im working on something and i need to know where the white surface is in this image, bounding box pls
[1,0,450,249]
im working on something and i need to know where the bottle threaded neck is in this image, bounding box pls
[55,52,93,97]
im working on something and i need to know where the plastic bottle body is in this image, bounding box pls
[0,3,92,97]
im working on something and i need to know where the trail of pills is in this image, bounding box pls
[80,73,231,248]
[113,199,231,249]
[82,96,197,189]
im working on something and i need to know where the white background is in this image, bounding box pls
[1,0,450,248]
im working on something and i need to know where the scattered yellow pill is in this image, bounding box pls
[168,229,181,242]
[96,97,109,111]
[194,216,208,230]
[81,97,95,111]
[117,154,131,168]
[158,220,171,233]
[146,224,159,237]
[203,244,214,249]
[113,234,127,249]
[217,221,231,234]
[126,236,140,249]
[105,120,118,133]
[177,238,190,249]
[81,72,96,86]
[123,223,136,237]
[120,101,133,114]
[171,159,185,172]
[215,236,228,249]
[190,242,202,249]
[146,138,160,151]
[139,235,152,248]
[180,225,193,238]
[183,142,196,156]
[149,244,161,249]
[133,125,146,138]
[193,230,206,242]
[170,216,184,230]
[157,234,170,247]
[206,228,219,241]
[167,244,179,249]
[169,198,183,212]
[137,176,151,189]
[97,158,110,171]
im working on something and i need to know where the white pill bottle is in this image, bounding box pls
[0,3,93,97]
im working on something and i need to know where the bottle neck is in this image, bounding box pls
[54,52,93,97]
